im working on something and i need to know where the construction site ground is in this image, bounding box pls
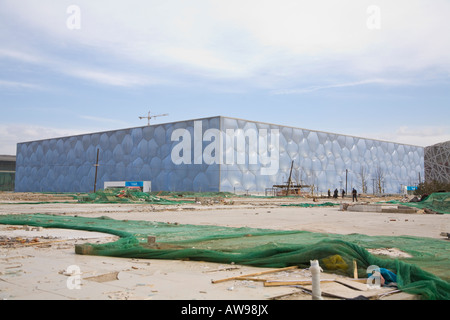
[0,192,448,302]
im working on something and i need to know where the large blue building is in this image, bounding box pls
[15,116,424,194]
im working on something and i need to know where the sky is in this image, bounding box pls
[1,0,450,155]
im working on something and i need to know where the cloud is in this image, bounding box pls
[63,67,157,87]
[0,80,43,90]
[271,78,411,95]
[0,49,42,64]
[0,124,87,155]
[0,47,167,88]
[362,125,450,147]
[78,115,131,126]
[1,0,450,91]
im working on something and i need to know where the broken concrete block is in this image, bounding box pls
[347,205,383,212]
[382,207,418,214]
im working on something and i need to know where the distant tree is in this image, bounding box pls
[375,166,385,194]
[415,180,450,196]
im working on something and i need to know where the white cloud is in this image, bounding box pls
[0,80,43,90]
[78,115,131,126]
[0,47,167,88]
[63,67,156,87]
[362,126,450,147]
[271,78,411,95]
[1,0,450,90]
[0,124,87,155]
[0,49,42,64]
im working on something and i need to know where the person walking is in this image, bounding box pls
[352,188,358,202]
[342,189,346,199]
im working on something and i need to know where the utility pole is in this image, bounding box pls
[139,111,169,126]
[286,160,294,196]
[93,148,99,193]
[345,169,348,195]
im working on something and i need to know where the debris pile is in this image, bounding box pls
[0,235,40,247]
[210,263,405,300]
[0,192,77,203]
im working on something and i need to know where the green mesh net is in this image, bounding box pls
[0,213,448,300]
[381,192,450,214]
[0,172,15,191]
[75,189,194,205]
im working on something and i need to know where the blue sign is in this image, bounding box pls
[125,181,144,187]
[407,186,417,191]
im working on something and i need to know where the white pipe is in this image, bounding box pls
[310,260,323,300]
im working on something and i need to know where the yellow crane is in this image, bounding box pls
[139,111,169,126]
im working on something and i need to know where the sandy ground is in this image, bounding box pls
[0,192,449,302]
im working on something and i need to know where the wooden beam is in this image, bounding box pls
[264,279,335,287]
[265,278,368,287]
[211,266,298,284]
[353,260,358,279]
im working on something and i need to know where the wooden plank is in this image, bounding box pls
[235,277,268,282]
[264,279,335,287]
[211,266,298,284]
[353,260,358,279]
[335,278,368,291]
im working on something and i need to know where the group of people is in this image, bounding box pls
[328,188,358,202]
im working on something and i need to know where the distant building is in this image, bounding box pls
[0,155,16,191]
[15,116,424,194]
[425,141,450,184]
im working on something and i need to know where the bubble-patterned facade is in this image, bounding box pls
[15,116,424,194]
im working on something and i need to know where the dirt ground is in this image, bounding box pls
[0,192,448,302]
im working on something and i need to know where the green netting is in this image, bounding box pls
[381,192,450,214]
[0,172,15,191]
[75,189,194,205]
[0,213,448,300]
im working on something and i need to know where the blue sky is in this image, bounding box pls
[1,0,450,155]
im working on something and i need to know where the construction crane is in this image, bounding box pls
[139,111,169,126]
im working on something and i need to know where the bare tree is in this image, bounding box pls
[359,166,369,194]
[375,166,385,194]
